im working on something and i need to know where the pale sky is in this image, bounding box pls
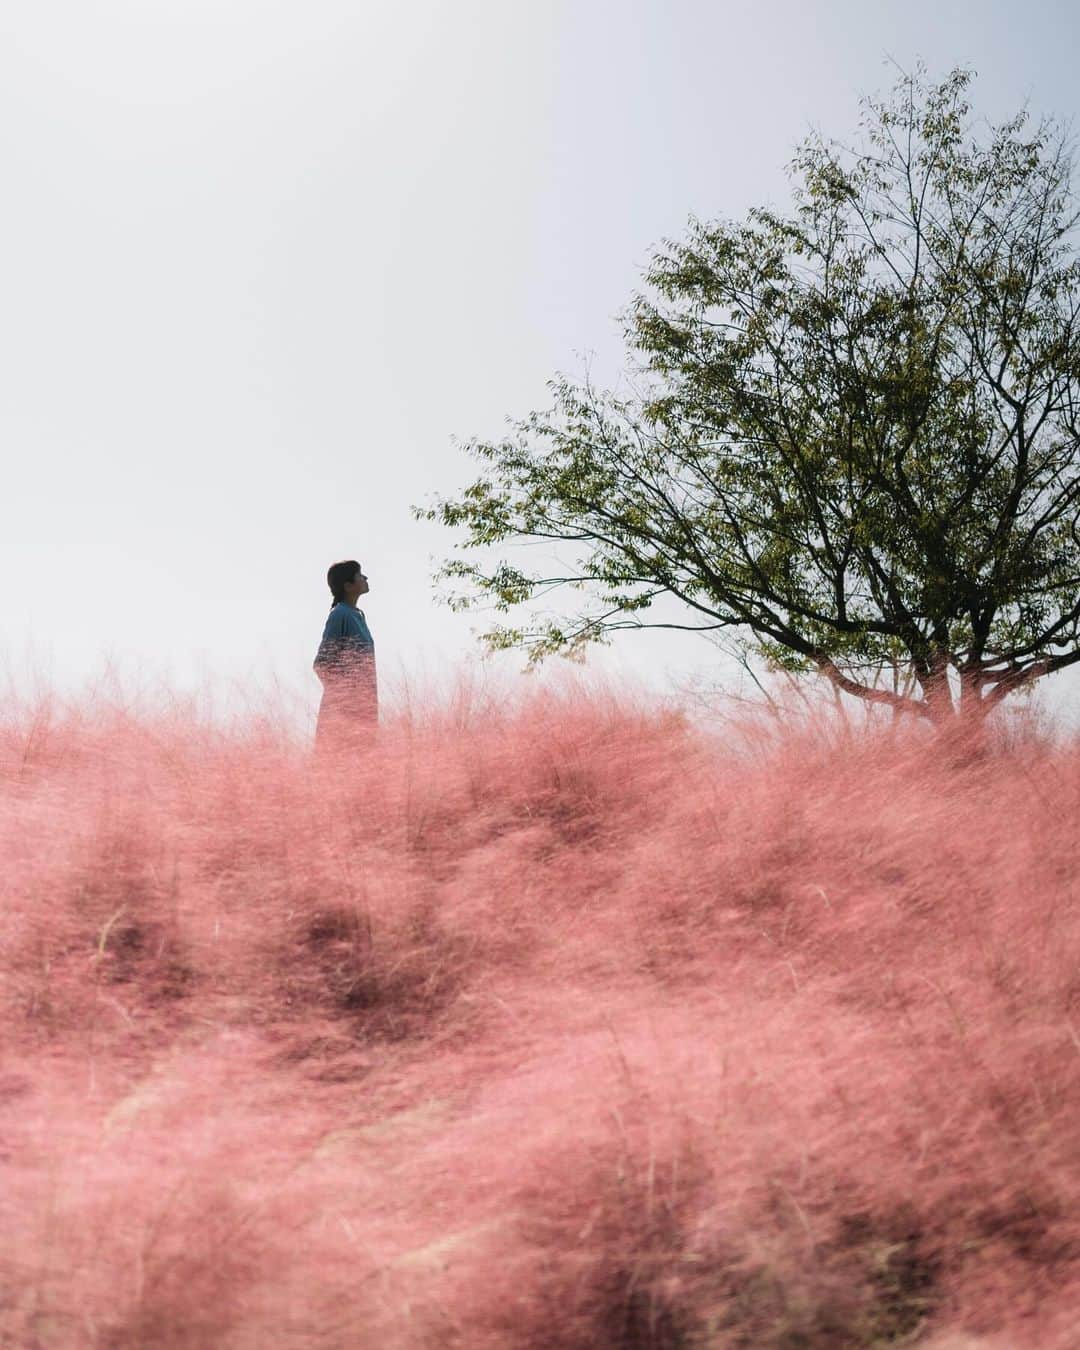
[5,0,1080,731]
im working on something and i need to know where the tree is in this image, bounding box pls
[411,66,1080,724]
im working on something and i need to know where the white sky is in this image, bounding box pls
[5,0,1080,730]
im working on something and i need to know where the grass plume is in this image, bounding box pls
[1,667,1078,1346]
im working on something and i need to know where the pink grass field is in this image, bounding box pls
[2,668,1079,1348]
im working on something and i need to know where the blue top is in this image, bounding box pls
[313,603,376,687]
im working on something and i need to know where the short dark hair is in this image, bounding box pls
[327,559,361,609]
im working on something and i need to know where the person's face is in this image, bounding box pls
[346,567,370,600]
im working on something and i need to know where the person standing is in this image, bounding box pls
[313,560,378,756]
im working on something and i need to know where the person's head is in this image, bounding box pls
[327,559,369,609]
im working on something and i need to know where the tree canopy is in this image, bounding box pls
[412,66,1080,722]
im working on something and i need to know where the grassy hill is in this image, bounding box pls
[2,672,1078,1347]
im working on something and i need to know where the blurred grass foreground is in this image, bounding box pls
[2,666,1079,1348]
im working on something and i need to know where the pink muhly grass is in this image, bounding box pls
[0,665,1078,1346]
